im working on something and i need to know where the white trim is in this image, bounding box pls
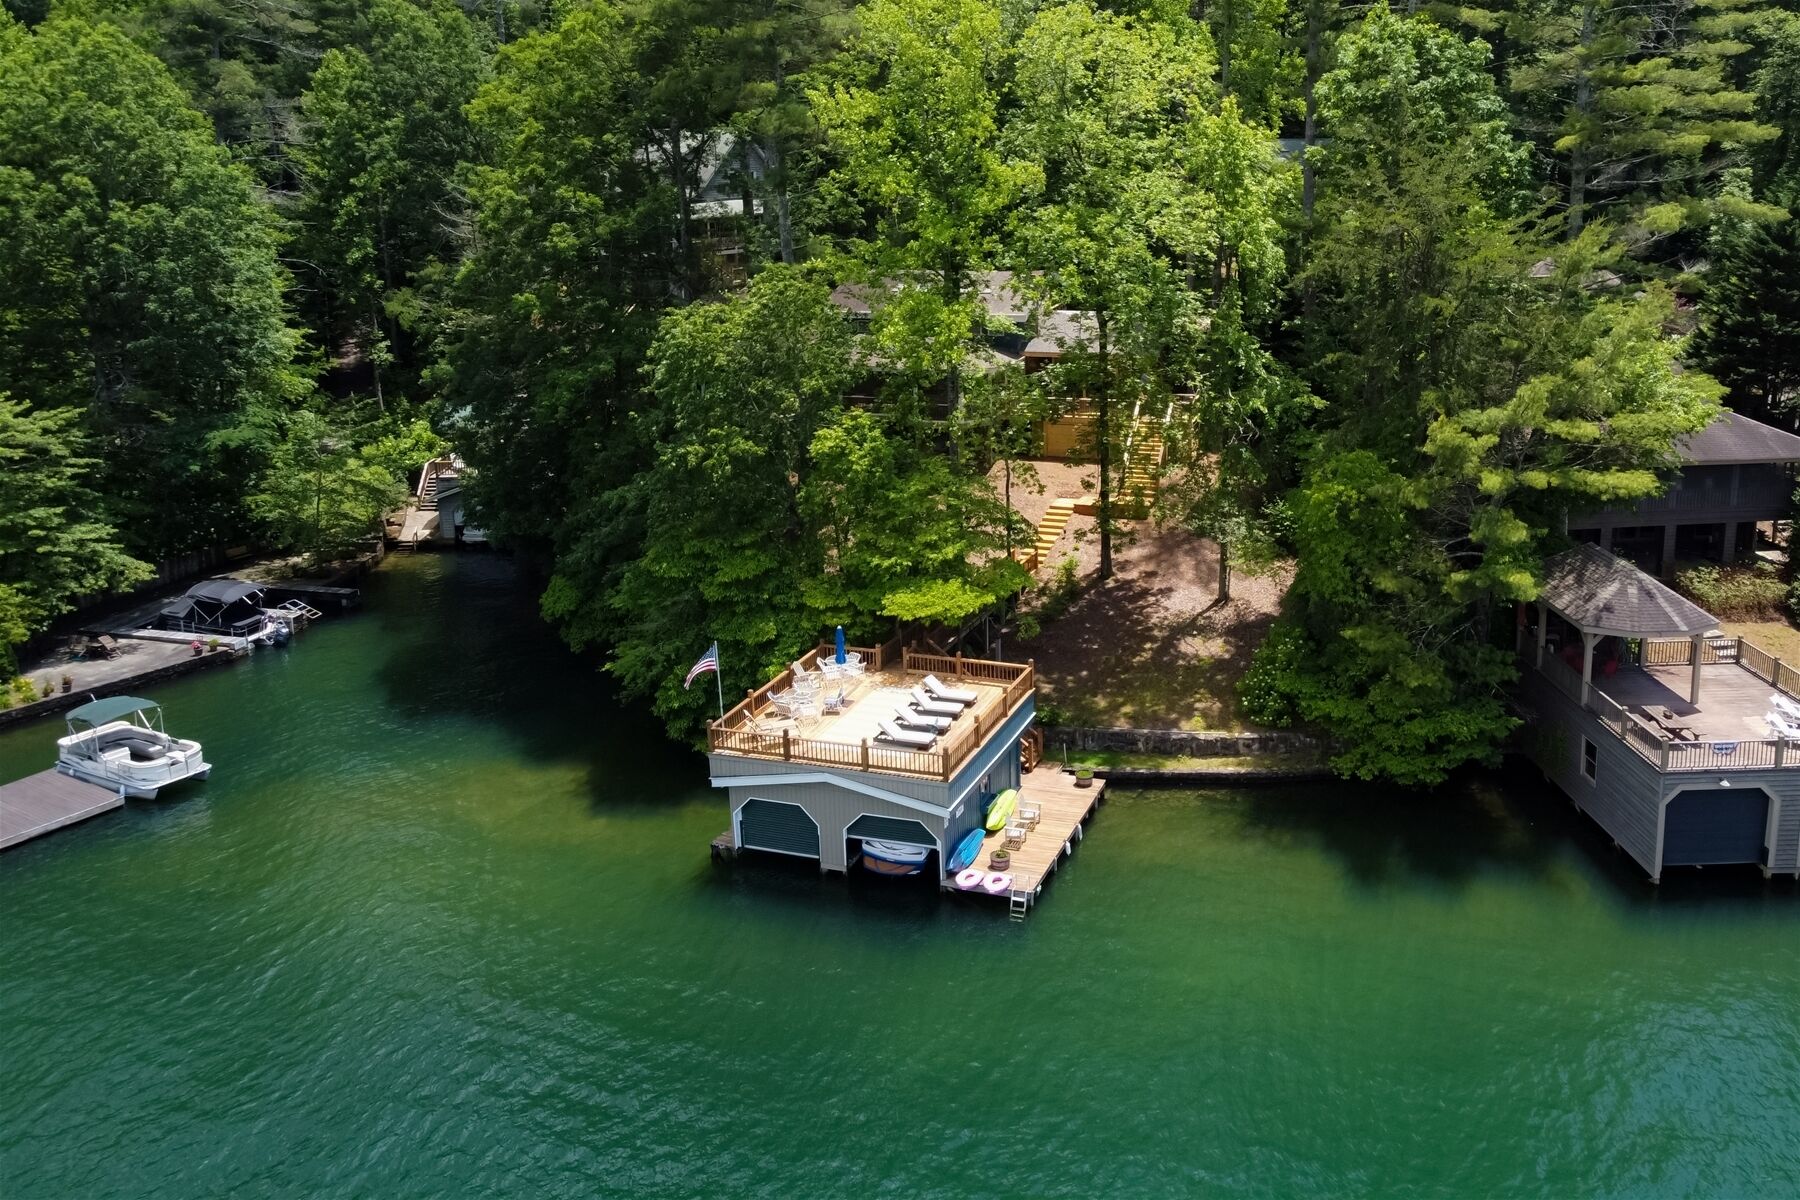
[1581,737,1599,785]
[734,796,821,859]
[1658,783,1773,869]
[716,771,948,817]
[845,811,942,879]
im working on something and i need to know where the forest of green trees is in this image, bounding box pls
[5,0,1800,782]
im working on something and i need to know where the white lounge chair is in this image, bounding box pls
[1772,693,1800,724]
[876,719,935,749]
[910,687,962,718]
[1767,711,1800,740]
[923,673,978,705]
[894,707,950,733]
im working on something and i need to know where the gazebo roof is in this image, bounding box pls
[1539,544,1718,637]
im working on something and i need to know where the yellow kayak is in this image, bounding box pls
[984,788,1017,832]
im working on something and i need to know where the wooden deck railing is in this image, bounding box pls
[708,641,1034,781]
[1523,635,1800,772]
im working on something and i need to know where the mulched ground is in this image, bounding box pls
[993,459,1291,731]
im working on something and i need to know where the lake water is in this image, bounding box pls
[2,555,1796,1198]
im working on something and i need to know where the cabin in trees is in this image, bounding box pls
[826,272,1114,455]
[1567,412,1800,577]
[706,637,1038,881]
[1516,544,1800,882]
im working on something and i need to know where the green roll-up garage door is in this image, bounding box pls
[738,799,820,859]
[1663,787,1769,868]
[845,815,937,849]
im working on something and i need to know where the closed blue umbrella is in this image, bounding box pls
[835,625,847,664]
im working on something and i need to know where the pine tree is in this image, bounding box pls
[1509,0,1779,240]
[1694,176,1800,421]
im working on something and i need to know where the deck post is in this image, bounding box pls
[782,729,791,761]
[1689,634,1703,705]
[955,652,964,680]
[1580,631,1599,706]
[861,739,870,770]
[1535,602,1548,668]
[1659,739,1670,771]
[1777,738,1786,769]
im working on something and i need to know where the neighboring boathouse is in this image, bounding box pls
[1518,544,1800,881]
[707,638,1093,912]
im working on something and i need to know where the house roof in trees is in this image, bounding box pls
[1677,412,1800,466]
[1024,309,1099,359]
[1539,544,1717,637]
[827,272,1035,325]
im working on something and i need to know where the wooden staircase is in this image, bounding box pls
[1115,412,1164,516]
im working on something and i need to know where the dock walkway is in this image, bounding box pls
[1,769,124,850]
[949,767,1104,915]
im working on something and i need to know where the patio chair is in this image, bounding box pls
[842,651,865,675]
[909,687,962,719]
[922,673,978,705]
[92,634,122,660]
[1003,823,1027,850]
[819,659,846,683]
[1017,803,1042,829]
[1771,693,1800,724]
[875,719,935,749]
[894,707,951,733]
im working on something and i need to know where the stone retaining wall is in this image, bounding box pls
[1042,725,1327,757]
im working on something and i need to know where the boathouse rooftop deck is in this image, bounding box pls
[1528,634,1800,772]
[708,639,1034,782]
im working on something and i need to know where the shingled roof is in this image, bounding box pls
[1678,412,1800,466]
[1539,544,1718,637]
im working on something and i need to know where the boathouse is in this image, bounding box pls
[1568,411,1800,576]
[707,639,1039,882]
[1517,544,1800,881]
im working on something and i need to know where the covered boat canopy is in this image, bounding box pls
[158,579,267,634]
[184,580,264,605]
[66,695,160,729]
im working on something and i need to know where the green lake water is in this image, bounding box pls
[2,555,1797,1198]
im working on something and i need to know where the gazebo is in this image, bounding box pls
[1531,544,1719,705]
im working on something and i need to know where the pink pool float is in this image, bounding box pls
[954,867,985,890]
[981,872,1012,894]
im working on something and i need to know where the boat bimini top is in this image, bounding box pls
[65,696,165,733]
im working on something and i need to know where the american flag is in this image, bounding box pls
[684,642,719,689]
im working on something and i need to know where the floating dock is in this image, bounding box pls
[946,767,1105,917]
[0,769,124,850]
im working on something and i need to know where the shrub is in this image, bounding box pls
[1238,621,1307,727]
[1674,563,1787,621]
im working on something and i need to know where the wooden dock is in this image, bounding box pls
[0,769,124,850]
[947,767,1104,916]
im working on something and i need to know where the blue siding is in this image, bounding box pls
[948,697,1035,807]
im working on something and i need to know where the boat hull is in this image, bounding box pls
[859,839,932,877]
[59,760,211,800]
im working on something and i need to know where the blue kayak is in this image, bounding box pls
[946,827,985,872]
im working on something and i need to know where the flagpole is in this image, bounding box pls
[714,643,724,720]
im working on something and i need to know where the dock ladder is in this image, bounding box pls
[276,599,323,621]
[1009,889,1031,920]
